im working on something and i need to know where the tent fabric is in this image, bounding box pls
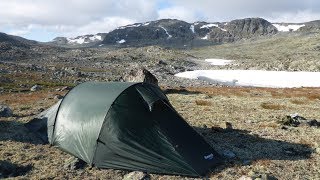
[26,82,222,177]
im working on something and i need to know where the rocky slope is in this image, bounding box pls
[0,32,67,61]
[101,18,278,47]
[0,33,38,60]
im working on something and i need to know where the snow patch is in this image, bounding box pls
[201,34,209,40]
[200,23,227,31]
[272,24,305,32]
[190,25,195,33]
[99,44,104,47]
[175,70,320,88]
[118,23,142,29]
[117,39,126,44]
[220,28,227,32]
[200,24,219,29]
[143,22,150,26]
[67,37,85,44]
[205,59,233,66]
[67,34,102,44]
[160,26,172,39]
[89,35,102,41]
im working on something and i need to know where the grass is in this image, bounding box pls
[290,99,308,105]
[195,99,212,106]
[260,102,286,110]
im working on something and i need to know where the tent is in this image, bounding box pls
[26,82,222,177]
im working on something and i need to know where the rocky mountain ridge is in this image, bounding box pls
[48,17,320,48]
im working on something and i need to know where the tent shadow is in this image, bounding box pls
[0,120,44,145]
[0,160,33,178]
[163,88,202,95]
[193,126,314,171]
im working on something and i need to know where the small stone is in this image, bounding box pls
[316,148,320,155]
[54,94,64,100]
[60,86,72,91]
[63,157,86,170]
[123,171,150,180]
[30,85,41,92]
[0,105,13,117]
[238,175,253,180]
[223,150,236,158]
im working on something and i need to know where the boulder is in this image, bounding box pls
[0,105,13,117]
[123,68,158,86]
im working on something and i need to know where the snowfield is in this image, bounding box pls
[200,24,219,29]
[272,24,305,32]
[175,70,320,88]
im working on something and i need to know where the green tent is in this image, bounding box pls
[26,82,222,177]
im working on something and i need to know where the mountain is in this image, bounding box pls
[0,32,64,61]
[49,33,107,47]
[100,18,279,47]
[298,20,320,32]
[0,32,37,47]
[7,17,319,50]
[0,32,37,60]
[48,18,281,48]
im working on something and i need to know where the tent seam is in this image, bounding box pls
[91,82,145,165]
[49,84,80,145]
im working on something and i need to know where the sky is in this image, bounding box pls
[1,0,320,42]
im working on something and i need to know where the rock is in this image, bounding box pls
[307,119,320,127]
[225,122,233,130]
[158,60,167,65]
[0,105,13,117]
[279,114,319,128]
[123,67,158,86]
[316,148,320,155]
[63,157,86,170]
[290,113,306,120]
[279,114,306,127]
[30,85,41,92]
[57,86,72,91]
[54,94,64,100]
[123,171,150,180]
[223,150,236,159]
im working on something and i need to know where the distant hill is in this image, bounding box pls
[48,33,107,47]
[0,32,63,61]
